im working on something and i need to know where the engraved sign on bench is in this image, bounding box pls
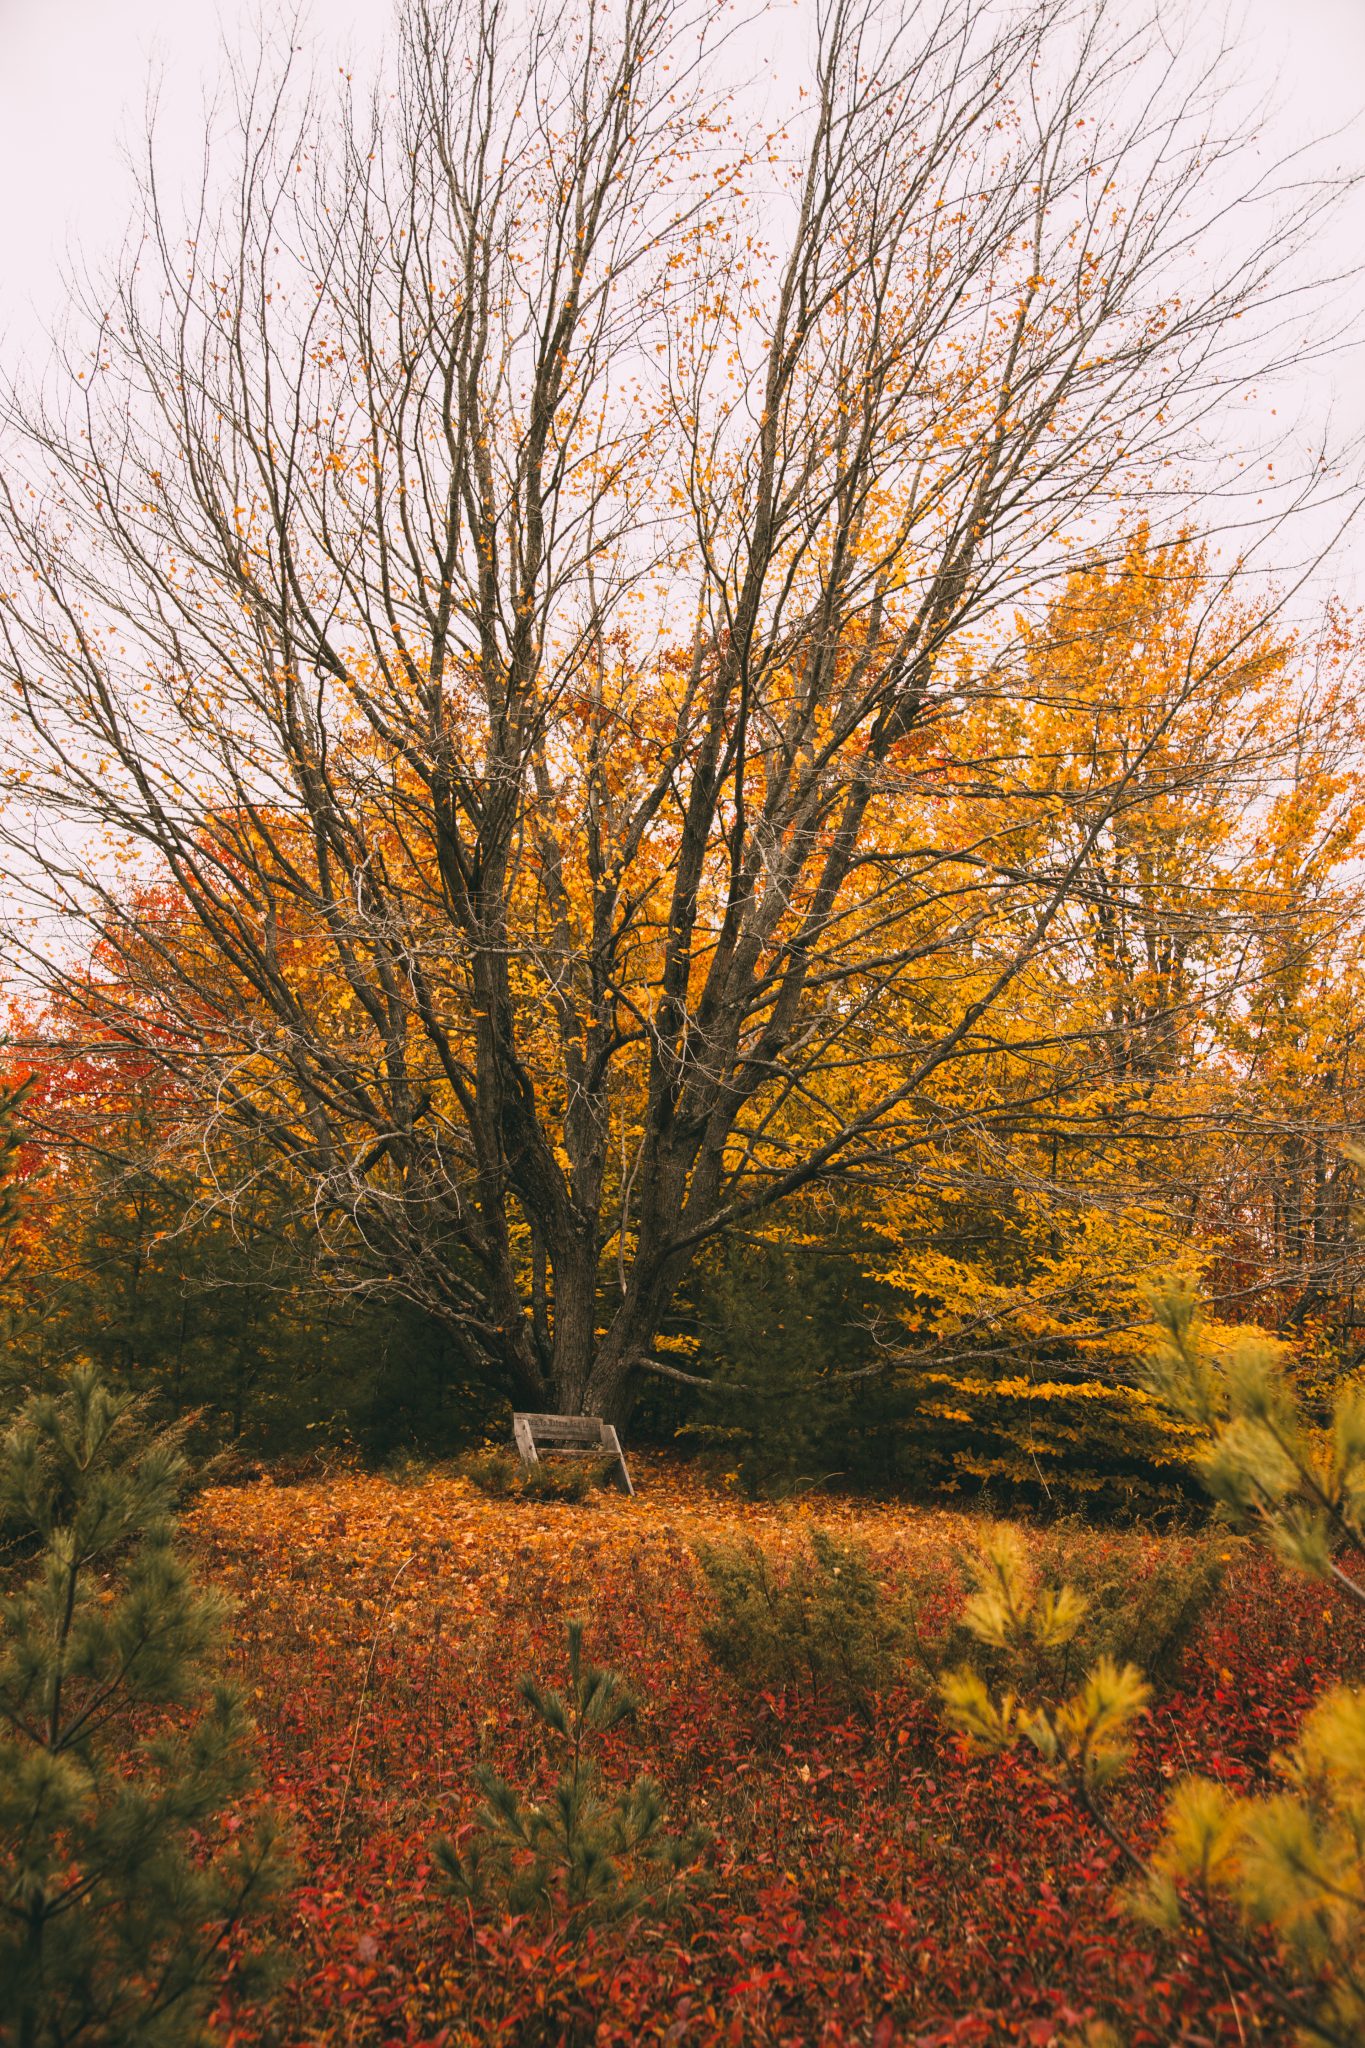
[511,1412,635,1496]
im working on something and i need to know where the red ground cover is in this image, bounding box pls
[192,1461,1361,2046]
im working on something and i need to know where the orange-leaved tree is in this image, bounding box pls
[0,0,1351,1415]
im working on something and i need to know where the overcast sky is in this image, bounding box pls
[0,0,373,348]
[1,0,1361,320]
[1,0,1363,584]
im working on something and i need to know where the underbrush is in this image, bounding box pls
[909,1520,1231,1695]
[456,1445,620,1503]
[693,1526,915,1712]
[184,1464,1365,2047]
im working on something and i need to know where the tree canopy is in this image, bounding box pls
[0,0,1356,1417]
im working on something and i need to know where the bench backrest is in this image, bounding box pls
[517,1413,605,1445]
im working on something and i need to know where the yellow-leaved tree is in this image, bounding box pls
[0,0,1352,1419]
[867,534,1365,1506]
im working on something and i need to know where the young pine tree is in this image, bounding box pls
[938,1526,1150,1796]
[0,1367,284,2048]
[943,1281,1365,2046]
[434,1620,704,1921]
[1129,1279,1365,2047]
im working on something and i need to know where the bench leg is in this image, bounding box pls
[600,1424,634,1496]
[512,1416,540,1467]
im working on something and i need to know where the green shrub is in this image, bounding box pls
[457,1446,525,1497]
[1036,1524,1225,1686]
[521,1456,616,1503]
[458,1446,619,1504]
[694,1526,912,1713]
[433,1621,704,1921]
[915,1524,1225,1697]
[0,1367,285,2048]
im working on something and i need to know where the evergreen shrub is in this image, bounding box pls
[457,1446,617,1504]
[457,1446,524,1497]
[694,1526,912,1712]
[913,1524,1225,1695]
[0,1367,284,2048]
[433,1621,704,1921]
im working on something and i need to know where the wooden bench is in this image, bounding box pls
[511,1412,634,1496]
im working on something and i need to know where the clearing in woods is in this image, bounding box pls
[191,1458,1357,2046]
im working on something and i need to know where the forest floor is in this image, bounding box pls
[192,1456,1360,2048]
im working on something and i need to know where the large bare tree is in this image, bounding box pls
[0,0,1353,1415]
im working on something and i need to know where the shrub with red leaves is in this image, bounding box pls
[189,1465,1362,2046]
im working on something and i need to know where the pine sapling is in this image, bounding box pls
[0,1366,284,2048]
[939,1525,1149,1796]
[1125,1277,1365,2046]
[434,1620,704,1921]
[942,1295,1365,2048]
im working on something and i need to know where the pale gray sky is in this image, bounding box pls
[0,0,377,347]
[0,0,1360,331]
[0,0,1363,582]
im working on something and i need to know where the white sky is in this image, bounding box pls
[1,0,1361,313]
[1,0,1363,578]
[0,0,378,351]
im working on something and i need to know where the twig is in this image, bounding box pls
[334,1552,416,1841]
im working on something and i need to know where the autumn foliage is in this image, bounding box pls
[2,0,1361,1434]
[9,527,1365,1511]
[163,1459,1360,2047]
[3,0,1365,2037]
